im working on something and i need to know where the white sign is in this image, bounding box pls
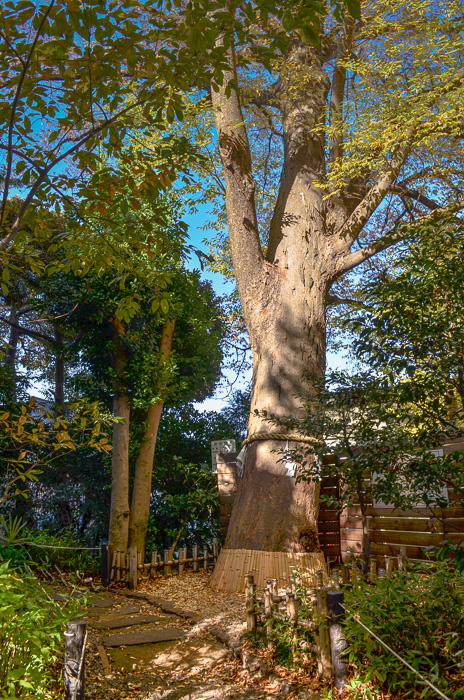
[211,439,237,473]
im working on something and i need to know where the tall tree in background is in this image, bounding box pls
[208,0,464,553]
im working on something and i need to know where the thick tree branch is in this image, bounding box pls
[329,16,354,164]
[336,199,464,276]
[210,24,264,306]
[337,133,416,247]
[392,182,439,210]
[0,315,58,347]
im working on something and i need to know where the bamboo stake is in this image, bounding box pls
[369,558,377,584]
[128,547,137,590]
[212,538,218,565]
[150,551,157,578]
[309,589,323,677]
[192,545,198,572]
[264,585,274,651]
[244,573,256,632]
[203,545,208,571]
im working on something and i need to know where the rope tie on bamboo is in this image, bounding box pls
[241,432,323,447]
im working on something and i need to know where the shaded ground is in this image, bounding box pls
[55,571,322,700]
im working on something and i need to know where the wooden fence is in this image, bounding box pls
[317,476,464,564]
[107,539,218,587]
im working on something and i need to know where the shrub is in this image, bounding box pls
[344,560,464,698]
[20,529,100,575]
[0,561,82,698]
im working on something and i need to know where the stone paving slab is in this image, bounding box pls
[109,604,141,615]
[102,628,186,647]
[91,615,165,630]
[88,596,118,609]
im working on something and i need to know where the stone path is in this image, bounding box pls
[63,574,321,700]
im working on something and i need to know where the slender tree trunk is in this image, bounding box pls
[108,318,131,555]
[3,306,20,401]
[53,326,65,413]
[128,319,176,555]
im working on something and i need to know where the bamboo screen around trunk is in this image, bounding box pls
[210,548,327,593]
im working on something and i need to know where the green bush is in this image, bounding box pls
[344,560,464,698]
[20,530,100,575]
[0,561,82,698]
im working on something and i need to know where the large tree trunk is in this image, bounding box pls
[108,318,131,555]
[212,39,339,553]
[225,277,327,552]
[128,319,175,555]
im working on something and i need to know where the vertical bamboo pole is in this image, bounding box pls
[286,591,298,649]
[369,558,377,584]
[244,573,256,632]
[203,545,208,571]
[212,538,218,565]
[193,545,198,572]
[128,547,137,589]
[179,547,184,574]
[309,589,323,677]
[264,585,274,651]
[110,552,117,582]
[150,551,157,578]
[116,551,121,582]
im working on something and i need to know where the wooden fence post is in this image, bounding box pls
[164,548,171,576]
[64,620,87,700]
[369,558,377,583]
[203,545,208,570]
[316,588,333,682]
[150,550,157,578]
[327,590,348,690]
[264,585,274,651]
[192,545,198,572]
[385,556,394,576]
[341,565,350,586]
[179,547,184,574]
[128,547,137,589]
[244,573,257,632]
[212,538,218,565]
[316,569,324,589]
[286,591,298,648]
[309,589,323,678]
[101,542,109,587]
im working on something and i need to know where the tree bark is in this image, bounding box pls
[108,318,131,555]
[212,38,337,552]
[128,319,175,556]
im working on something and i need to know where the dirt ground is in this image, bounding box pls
[61,570,323,700]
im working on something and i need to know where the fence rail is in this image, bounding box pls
[106,539,219,588]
